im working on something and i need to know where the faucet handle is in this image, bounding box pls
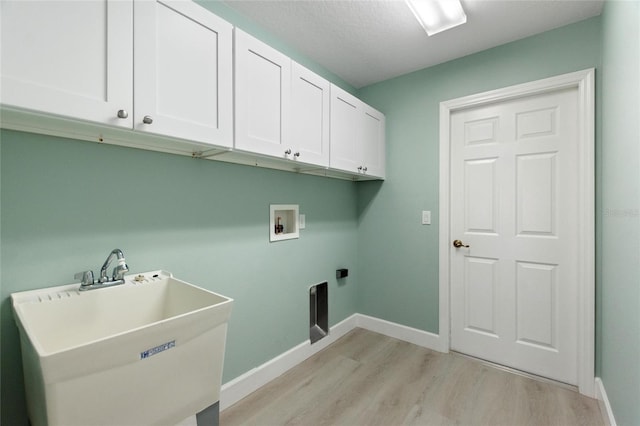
[74,270,95,286]
[112,259,129,281]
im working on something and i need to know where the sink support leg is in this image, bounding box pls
[196,401,219,426]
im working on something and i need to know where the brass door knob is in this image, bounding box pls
[453,239,469,248]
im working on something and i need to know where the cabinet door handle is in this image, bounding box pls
[117,109,129,119]
[284,148,292,155]
[142,116,153,124]
[363,166,368,172]
[294,152,300,158]
[357,166,363,172]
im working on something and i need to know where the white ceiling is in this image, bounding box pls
[222,0,604,88]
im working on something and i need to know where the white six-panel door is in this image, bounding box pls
[449,87,580,385]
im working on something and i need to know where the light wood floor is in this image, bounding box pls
[221,328,604,426]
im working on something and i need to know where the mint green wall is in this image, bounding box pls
[600,1,640,424]
[0,131,359,424]
[1,2,360,424]
[356,17,602,333]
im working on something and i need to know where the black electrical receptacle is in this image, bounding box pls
[309,282,328,344]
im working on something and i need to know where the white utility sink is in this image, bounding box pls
[12,271,233,426]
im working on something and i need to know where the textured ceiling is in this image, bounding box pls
[223,0,604,88]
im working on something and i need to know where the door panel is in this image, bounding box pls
[464,158,498,234]
[516,107,557,139]
[330,86,361,172]
[235,29,291,156]
[134,0,233,147]
[515,261,557,349]
[450,87,579,385]
[1,0,133,127]
[516,153,557,236]
[464,256,498,336]
[464,117,499,145]
[247,53,282,142]
[361,106,386,178]
[291,63,330,166]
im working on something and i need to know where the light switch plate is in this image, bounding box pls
[422,210,431,225]
[299,214,306,229]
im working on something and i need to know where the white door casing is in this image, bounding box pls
[438,69,595,396]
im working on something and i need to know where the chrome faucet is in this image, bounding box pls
[98,248,129,283]
[75,249,130,291]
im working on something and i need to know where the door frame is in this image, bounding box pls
[438,69,595,397]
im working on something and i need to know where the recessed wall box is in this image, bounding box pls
[309,282,328,344]
[336,268,348,279]
[270,204,299,242]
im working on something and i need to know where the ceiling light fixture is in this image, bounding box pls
[406,0,467,36]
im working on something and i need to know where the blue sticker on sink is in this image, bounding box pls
[140,340,175,359]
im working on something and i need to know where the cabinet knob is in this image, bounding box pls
[117,109,129,119]
[294,152,300,158]
[142,115,153,124]
[363,166,368,172]
[284,149,292,155]
[357,166,363,172]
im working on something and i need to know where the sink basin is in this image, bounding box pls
[12,271,233,426]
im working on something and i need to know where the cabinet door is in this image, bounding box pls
[0,0,133,127]
[329,84,361,173]
[134,1,233,148]
[235,29,291,157]
[291,63,330,167]
[361,105,386,178]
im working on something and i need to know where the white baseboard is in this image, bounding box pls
[219,313,444,411]
[219,314,358,410]
[595,377,617,426]
[354,314,443,352]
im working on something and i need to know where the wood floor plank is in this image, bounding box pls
[221,329,603,426]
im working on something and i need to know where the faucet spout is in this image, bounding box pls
[76,249,130,291]
[99,249,129,283]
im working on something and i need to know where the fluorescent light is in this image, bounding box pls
[406,0,467,36]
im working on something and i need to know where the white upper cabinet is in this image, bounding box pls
[330,84,386,179]
[330,86,361,172]
[360,104,386,178]
[290,63,330,167]
[0,0,133,128]
[234,31,383,176]
[1,1,384,180]
[235,29,291,157]
[134,1,233,147]
[1,0,233,148]
[235,30,330,167]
